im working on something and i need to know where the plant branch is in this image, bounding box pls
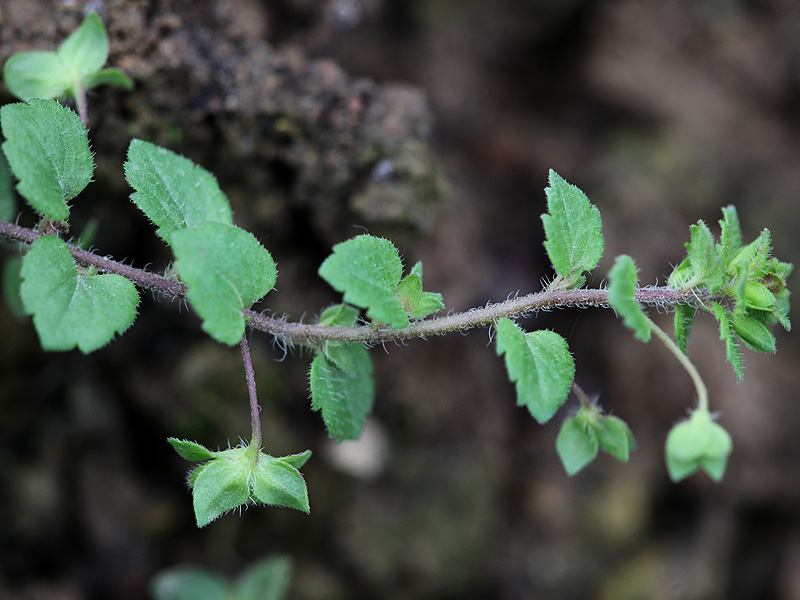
[0,220,718,345]
[240,333,261,449]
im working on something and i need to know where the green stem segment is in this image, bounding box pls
[240,333,261,449]
[648,318,709,413]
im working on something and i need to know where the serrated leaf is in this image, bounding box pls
[277,450,312,470]
[150,568,230,600]
[1,99,93,221]
[687,222,725,291]
[318,234,408,328]
[191,455,250,527]
[309,348,374,441]
[541,170,604,285]
[495,318,575,423]
[20,235,139,352]
[171,222,276,345]
[0,149,15,221]
[673,304,695,354]
[235,556,293,600]
[718,205,742,262]
[608,254,651,342]
[57,12,108,79]
[396,262,445,319]
[125,139,233,242]
[595,415,634,462]
[251,456,310,513]
[711,302,744,382]
[556,416,599,475]
[84,68,134,91]
[168,438,215,461]
[3,52,70,101]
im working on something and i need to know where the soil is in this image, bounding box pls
[1,1,800,599]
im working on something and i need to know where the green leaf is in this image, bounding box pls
[0,149,16,221]
[495,318,575,423]
[318,234,408,328]
[171,222,276,345]
[556,416,599,475]
[125,139,233,242]
[190,453,250,527]
[150,568,230,600]
[396,262,444,319]
[309,348,374,441]
[594,415,635,462]
[2,256,25,319]
[251,456,310,513]
[318,303,360,327]
[717,205,742,263]
[2,52,70,101]
[673,304,695,354]
[84,68,134,91]
[235,556,293,600]
[20,235,139,352]
[687,221,725,291]
[711,302,743,382]
[57,13,109,79]
[541,170,604,286]
[665,410,732,482]
[1,99,93,221]
[608,254,651,342]
[277,450,312,470]
[168,438,215,461]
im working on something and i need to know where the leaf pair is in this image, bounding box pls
[125,140,277,345]
[318,235,444,329]
[168,439,311,528]
[3,12,132,103]
[150,556,293,600]
[0,100,140,352]
[556,404,636,475]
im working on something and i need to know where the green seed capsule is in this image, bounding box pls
[743,281,776,311]
[731,313,776,353]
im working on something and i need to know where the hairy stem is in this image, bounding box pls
[240,333,261,448]
[648,318,709,413]
[0,220,718,345]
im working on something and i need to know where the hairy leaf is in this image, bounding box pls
[167,438,215,461]
[309,346,374,441]
[556,416,598,475]
[1,99,93,220]
[687,222,725,291]
[251,456,310,513]
[495,318,575,423]
[171,222,276,345]
[594,415,635,462]
[84,68,133,91]
[397,262,444,319]
[20,235,139,352]
[125,140,233,242]
[318,234,408,328]
[191,455,250,527]
[673,304,696,355]
[665,410,732,482]
[711,302,744,382]
[541,170,603,286]
[277,450,312,470]
[717,205,742,263]
[608,254,651,342]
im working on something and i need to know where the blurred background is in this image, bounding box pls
[1,0,799,598]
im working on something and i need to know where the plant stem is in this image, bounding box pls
[74,83,88,127]
[0,220,720,346]
[571,381,592,409]
[648,318,709,413]
[240,333,261,449]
